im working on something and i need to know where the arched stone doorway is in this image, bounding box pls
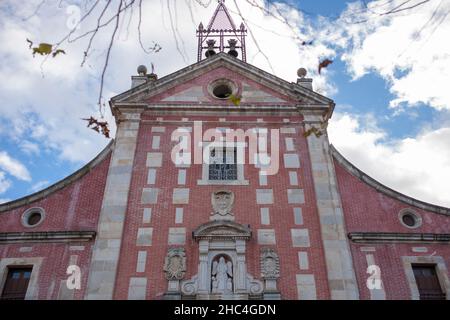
[181,221,263,300]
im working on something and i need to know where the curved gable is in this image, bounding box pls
[0,141,113,232]
[332,145,450,235]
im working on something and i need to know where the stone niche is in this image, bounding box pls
[180,221,263,300]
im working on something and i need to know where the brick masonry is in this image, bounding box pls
[0,54,449,301]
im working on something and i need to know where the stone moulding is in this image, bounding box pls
[0,140,114,213]
[330,145,450,216]
[111,52,333,108]
[192,220,251,241]
[348,232,450,243]
[0,231,96,244]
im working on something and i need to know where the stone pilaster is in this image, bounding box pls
[304,113,359,300]
[85,108,143,299]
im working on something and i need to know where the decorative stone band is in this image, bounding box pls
[111,53,333,108]
[0,231,96,244]
[330,145,450,216]
[348,232,450,244]
[192,220,251,241]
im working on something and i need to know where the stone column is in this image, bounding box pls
[304,113,359,300]
[197,240,210,295]
[85,109,143,299]
[235,239,247,293]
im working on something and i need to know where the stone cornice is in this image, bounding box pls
[114,103,300,113]
[330,144,450,216]
[348,232,450,243]
[193,220,252,241]
[0,141,114,213]
[0,231,96,244]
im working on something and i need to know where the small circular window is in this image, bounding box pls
[208,79,237,100]
[21,207,45,228]
[398,208,422,229]
[213,84,232,99]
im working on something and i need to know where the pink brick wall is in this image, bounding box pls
[335,160,450,299]
[146,66,296,106]
[0,152,111,299]
[113,114,330,300]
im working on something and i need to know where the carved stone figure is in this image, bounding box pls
[211,190,234,221]
[211,256,233,294]
[260,248,280,279]
[163,248,186,280]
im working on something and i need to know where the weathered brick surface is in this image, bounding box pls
[0,153,111,299]
[111,113,330,300]
[335,161,450,299]
[1,57,450,300]
[146,66,296,106]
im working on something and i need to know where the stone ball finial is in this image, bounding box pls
[137,65,147,76]
[297,67,307,78]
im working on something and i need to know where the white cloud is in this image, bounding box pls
[0,151,31,181]
[0,0,449,211]
[0,0,331,167]
[0,198,11,204]
[20,140,40,156]
[334,0,450,110]
[0,172,12,194]
[30,180,50,193]
[328,112,450,207]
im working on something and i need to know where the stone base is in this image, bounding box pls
[209,213,234,221]
[163,292,182,300]
[263,292,281,300]
[192,293,250,300]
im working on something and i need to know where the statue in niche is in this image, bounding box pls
[211,256,233,294]
[211,190,234,221]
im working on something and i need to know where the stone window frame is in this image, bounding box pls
[398,208,422,229]
[21,207,46,228]
[0,257,43,300]
[207,79,238,100]
[197,141,249,186]
[208,146,238,181]
[402,255,450,300]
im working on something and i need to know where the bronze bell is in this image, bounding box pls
[205,40,216,58]
[227,39,238,58]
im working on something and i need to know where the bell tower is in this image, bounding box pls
[197,0,247,62]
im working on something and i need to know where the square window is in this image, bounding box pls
[412,264,446,300]
[208,147,237,181]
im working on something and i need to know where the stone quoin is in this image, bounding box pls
[1,1,450,300]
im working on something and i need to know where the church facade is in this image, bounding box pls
[1,1,450,300]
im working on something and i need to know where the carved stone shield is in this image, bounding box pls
[260,248,280,279]
[211,190,234,217]
[163,248,186,280]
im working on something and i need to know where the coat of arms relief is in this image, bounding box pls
[210,190,235,221]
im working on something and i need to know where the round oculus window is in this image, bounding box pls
[208,79,237,100]
[401,213,416,227]
[398,209,421,229]
[213,84,233,99]
[21,207,45,228]
[27,212,42,226]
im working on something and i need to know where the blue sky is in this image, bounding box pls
[0,0,449,206]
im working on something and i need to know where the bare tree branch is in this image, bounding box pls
[98,0,124,117]
[22,0,46,21]
[232,0,275,73]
